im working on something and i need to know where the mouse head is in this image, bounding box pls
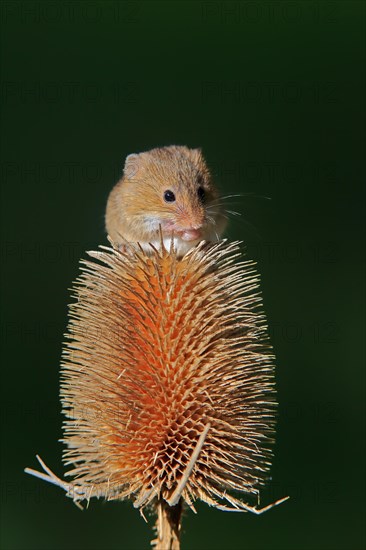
[121,145,226,246]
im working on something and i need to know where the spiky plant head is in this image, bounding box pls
[59,240,276,512]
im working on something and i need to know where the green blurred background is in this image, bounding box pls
[1,1,365,549]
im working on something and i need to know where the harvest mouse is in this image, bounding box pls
[105,145,227,256]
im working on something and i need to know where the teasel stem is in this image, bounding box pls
[152,499,183,550]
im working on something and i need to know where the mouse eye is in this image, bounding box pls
[197,186,206,202]
[164,190,176,203]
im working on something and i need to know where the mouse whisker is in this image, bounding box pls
[225,209,242,217]
[210,193,272,206]
[207,200,246,211]
[206,207,233,221]
[205,215,217,226]
[211,215,230,224]
[212,193,244,201]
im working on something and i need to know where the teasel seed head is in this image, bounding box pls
[57,239,276,508]
[25,240,288,548]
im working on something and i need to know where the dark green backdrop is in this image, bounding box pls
[1,1,365,549]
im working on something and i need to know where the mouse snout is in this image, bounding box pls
[164,204,206,241]
[180,228,201,241]
[179,212,204,238]
[178,215,205,241]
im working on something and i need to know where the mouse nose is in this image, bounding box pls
[174,207,205,239]
[185,208,205,229]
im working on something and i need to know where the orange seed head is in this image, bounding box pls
[59,240,276,511]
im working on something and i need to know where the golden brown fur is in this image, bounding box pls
[105,145,227,256]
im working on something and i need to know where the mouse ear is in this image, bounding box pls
[189,148,204,166]
[123,153,140,179]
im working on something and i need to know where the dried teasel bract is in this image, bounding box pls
[25,239,288,549]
